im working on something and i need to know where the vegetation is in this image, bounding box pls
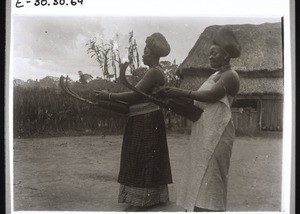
[86,31,140,80]
[13,60,184,138]
[13,82,127,138]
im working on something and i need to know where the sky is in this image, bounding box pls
[12,16,281,81]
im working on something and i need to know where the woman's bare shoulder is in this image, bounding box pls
[141,66,165,86]
[223,68,239,82]
[149,66,165,79]
[220,69,240,95]
[146,66,162,76]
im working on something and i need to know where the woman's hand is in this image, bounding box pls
[152,86,166,98]
[164,87,186,97]
[94,90,110,100]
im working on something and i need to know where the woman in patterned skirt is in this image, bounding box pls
[95,32,172,211]
[161,26,241,212]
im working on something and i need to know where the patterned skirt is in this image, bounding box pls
[118,184,169,207]
[117,109,172,206]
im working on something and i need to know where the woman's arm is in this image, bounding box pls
[96,68,164,103]
[190,71,239,102]
[164,70,240,103]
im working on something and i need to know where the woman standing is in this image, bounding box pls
[162,26,241,212]
[95,33,172,211]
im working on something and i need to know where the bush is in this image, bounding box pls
[13,85,127,138]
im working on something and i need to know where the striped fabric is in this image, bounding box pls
[118,184,169,207]
[118,110,172,188]
[117,110,172,206]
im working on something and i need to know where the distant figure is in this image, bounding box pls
[162,26,241,212]
[78,70,93,84]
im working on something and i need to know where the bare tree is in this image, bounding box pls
[110,36,121,81]
[87,31,140,81]
[87,38,114,80]
[126,31,140,74]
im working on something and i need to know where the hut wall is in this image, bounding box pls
[261,98,283,131]
[231,97,260,134]
[232,108,259,134]
[231,96,283,133]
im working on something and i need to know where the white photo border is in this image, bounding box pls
[6,0,294,214]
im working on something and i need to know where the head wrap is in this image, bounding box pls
[213,26,241,58]
[145,33,170,57]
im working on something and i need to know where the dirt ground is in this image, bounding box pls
[13,133,282,212]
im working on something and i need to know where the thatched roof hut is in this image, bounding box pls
[177,22,283,76]
[178,22,283,96]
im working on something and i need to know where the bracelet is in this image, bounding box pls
[108,93,112,100]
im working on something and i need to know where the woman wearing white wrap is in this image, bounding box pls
[162,26,241,212]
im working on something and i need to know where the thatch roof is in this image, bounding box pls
[180,76,283,95]
[178,22,283,77]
